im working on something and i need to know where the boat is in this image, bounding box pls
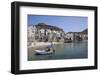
[34,44,55,55]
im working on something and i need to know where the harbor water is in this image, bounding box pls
[28,40,88,61]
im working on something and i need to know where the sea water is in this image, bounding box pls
[28,40,88,61]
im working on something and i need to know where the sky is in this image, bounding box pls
[28,15,88,32]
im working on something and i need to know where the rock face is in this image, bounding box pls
[30,23,64,32]
[81,28,88,34]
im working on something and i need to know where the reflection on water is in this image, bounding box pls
[28,41,88,61]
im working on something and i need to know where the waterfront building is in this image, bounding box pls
[28,23,65,42]
[28,23,88,43]
[65,31,88,41]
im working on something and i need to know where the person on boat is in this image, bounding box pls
[46,45,51,52]
[50,42,55,52]
[46,44,55,53]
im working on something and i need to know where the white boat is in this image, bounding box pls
[34,43,55,55]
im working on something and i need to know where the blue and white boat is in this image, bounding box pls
[34,44,55,55]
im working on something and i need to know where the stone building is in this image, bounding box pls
[65,31,88,41]
[27,23,65,42]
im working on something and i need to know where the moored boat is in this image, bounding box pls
[34,44,55,55]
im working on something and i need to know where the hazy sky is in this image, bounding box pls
[28,15,88,32]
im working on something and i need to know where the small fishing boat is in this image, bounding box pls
[34,44,55,55]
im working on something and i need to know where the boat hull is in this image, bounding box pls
[34,50,54,55]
